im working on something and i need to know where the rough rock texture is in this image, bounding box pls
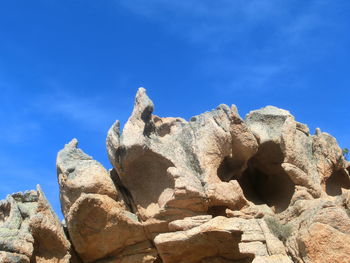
[106,88,257,225]
[0,186,73,263]
[2,88,350,262]
[56,139,156,263]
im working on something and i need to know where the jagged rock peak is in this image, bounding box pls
[2,88,350,263]
[131,87,154,121]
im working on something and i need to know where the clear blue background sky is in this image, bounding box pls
[1,0,349,218]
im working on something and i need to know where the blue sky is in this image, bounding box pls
[1,0,350,218]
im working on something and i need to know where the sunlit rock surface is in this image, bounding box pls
[1,88,350,262]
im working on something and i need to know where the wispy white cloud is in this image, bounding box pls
[0,83,114,146]
[0,69,134,148]
[35,90,112,131]
[118,0,318,46]
[118,0,332,91]
[32,78,131,132]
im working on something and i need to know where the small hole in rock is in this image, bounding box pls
[325,169,350,196]
[207,206,228,217]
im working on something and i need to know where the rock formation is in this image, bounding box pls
[1,88,350,263]
[0,185,74,263]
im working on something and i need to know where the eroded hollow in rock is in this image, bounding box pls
[325,169,350,196]
[207,206,228,217]
[0,201,11,225]
[123,150,175,209]
[237,141,295,213]
[217,156,243,182]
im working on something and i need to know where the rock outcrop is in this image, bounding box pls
[1,88,350,263]
[0,186,73,263]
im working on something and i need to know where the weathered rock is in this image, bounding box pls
[258,219,287,256]
[154,216,293,263]
[29,186,73,263]
[94,241,158,263]
[244,106,317,210]
[5,88,350,263]
[281,198,350,263]
[298,222,350,263]
[0,186,73,263]
[168,215,212,231]
[206,180,249,211]
[154,217,254,263]
[57,139,158,262]
[313,131,350,196]
[252,255,293,263]
[66,193,151,262]
[56,139,119,216]
[106,88,257,225]
[242,106,350,214]
[0,193,34,259]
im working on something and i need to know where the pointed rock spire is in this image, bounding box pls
[106,120,121,170]
[131,87,154,122]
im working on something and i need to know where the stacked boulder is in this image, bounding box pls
[1,88,350,262]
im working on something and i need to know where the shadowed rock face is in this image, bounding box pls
[106,88,258,224]
[2,88,350,263]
